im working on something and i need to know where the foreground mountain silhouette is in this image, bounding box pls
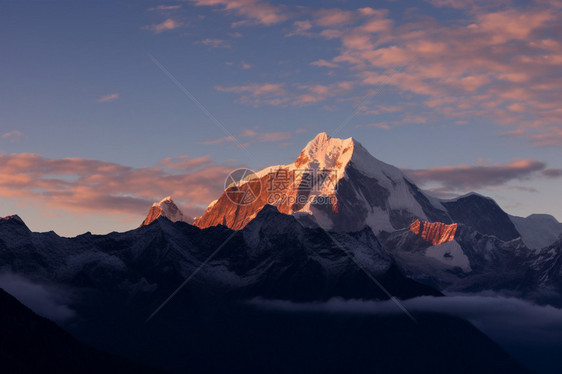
[0,288,158,373]
[0,215,533,373]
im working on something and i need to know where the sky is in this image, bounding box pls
[1,0,561,236]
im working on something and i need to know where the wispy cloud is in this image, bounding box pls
[215,81,355,107]
[199,136,237,145]
[2,130,24,143]
[145,18,182,34]
[198,38,231,48]
[403,159,560,193]
[200,128,291,146]
[148,5,182,12]
[96,93,119,103]
[310,59,340,68]
[188,0,289,26]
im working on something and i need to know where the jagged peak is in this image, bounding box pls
[444,192,493,202]
[295,132,355,169]
[0,215,29,231]
[141,196,188,227]
[153,196,174,206]
[1,214,24,223]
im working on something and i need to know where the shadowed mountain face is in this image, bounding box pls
[136,302,530,374]
[442,194,520,241]
[0,206,440,306]
[0,288,158,374]
[510,214,562,249]
[0,208,553,373]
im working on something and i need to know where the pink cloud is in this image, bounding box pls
[200,129,291,145]
[0,153,240,220]
[310,59,340,68]
[314,9,356,27]
[189,0,288,26]
[96,93,119,103]
[304,2,562,146]
[2,131,24,143]
[216,80,355,107]
[145,18,182,34]
[215,83,285,96]
[148,5,182,11]
[198,38,231,48]
[198,136,237,145]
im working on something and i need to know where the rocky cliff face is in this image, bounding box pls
[409,220,457,246]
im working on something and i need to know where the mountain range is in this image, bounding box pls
[142,133,562,305]
[1,132,561,373]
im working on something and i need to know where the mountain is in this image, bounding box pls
[509,214,562,249]
[0,288,158,373]
[384,220,532,292]
[194,133,521,243]
[0,206,440,305]
[195,132,452,232]
[527,235,562,306]
[140,196,188,227]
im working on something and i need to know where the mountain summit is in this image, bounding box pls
[140,196,187,226]
[195,132,452,233]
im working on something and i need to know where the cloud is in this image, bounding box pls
[2,130,24,143]
[310,59,340,68]
[216,83,285,96]
[0,271,75,323]
[543,168,562,178]
[0,153,238,219]
[274,1,562,146]
[145,18,182,33]
[216,81,355,107]
[314,8,356,27]
[199,136,237,145]
[148,5,182,12]
[198,38,231,48]
[96,93,119,103]
[200,129,291,145]
[248,294,562,367]
[188,0,289,26]
[403,159,557,191]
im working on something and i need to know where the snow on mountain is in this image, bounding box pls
[195,132,452,233]
[140,196,188,227]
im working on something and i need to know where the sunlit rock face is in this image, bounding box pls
[409,219,458,246]
[195,132,452,233]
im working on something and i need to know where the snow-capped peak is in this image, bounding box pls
[295,132,354,170]
[141,196,189,227]
[195,132,450,233]
[154,196,173,207]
